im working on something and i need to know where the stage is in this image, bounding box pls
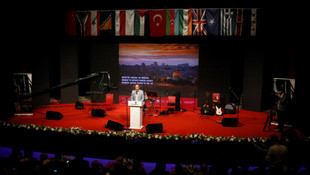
[4,103,304,139]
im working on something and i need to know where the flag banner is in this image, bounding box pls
[135,10,149,36]
[234,9,243,36]
[166,9,183,35]
[206,9,219,35]
[166,9,177,35]
[179,9,193,36]
[251,9,257,36]
[115,10,123,36]
[193,9,207,36]
[115,10,135,36]
[76,11,91,36]
[90,11,100,36]
[149,10,166,37]
[65,11,77,36]
[220,8,235,36]
[65,8,259,37]
[99,11,115,36]
[125,10,135,36]
[174,9,180,35]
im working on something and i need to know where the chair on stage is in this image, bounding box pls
[212,93,223,115]
[167,96,176,114]
[212,93,220,103]
[105,93,114,104]
[104,93,114,110]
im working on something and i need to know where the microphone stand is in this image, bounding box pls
[229,87,240,123]
[193,90,197,111]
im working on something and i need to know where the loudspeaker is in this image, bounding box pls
[222,118,238,127]
[106,120,124,131]
[224,103,236,114]
[91,109,106,117]
[46,111,63,120]
[146,123,163,133]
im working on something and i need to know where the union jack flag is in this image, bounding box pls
[192,9,207,36]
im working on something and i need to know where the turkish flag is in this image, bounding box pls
[149,10,166,37]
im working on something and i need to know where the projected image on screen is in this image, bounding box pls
[119,44,199,87]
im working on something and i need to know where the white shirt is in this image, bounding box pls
[135,92,139,101]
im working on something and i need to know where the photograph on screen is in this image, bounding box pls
[119,43,199,99]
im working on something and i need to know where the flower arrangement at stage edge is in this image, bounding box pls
[1,121,309,144]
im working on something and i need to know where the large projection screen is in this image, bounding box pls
[119,43,199,99]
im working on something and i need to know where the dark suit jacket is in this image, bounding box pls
[278,94,289,111]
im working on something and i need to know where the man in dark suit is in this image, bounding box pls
[276,89,290,134]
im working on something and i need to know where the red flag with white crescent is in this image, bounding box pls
[149,10,166,37]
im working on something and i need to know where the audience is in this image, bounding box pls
[0,139,308,175]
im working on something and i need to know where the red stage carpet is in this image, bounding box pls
[6,103,304,139]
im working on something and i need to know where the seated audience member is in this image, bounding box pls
[18,149,39,175]
[149,162,170,175]
[69,154,89,175]
[90,160,107,175]
[265,135,288,175]
[129,159,147,175]
[108,156,127,175]
[172,163,185,175]
[198,163,209,175]
[48,153,67,175]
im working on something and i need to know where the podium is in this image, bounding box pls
[128,101,144,129]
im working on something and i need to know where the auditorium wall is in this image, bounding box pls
[54,37,265,111]
[7,35,297,113]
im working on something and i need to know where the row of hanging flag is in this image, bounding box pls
[65,8,259,37]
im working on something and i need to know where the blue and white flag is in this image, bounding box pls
[220,8,234,36]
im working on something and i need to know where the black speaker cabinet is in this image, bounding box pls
[91,109,106,117]
[222,118,238,127]
[146,123,163,133]
[224,103,236,114]
[46,111,63,120]
[106,120,124,131]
